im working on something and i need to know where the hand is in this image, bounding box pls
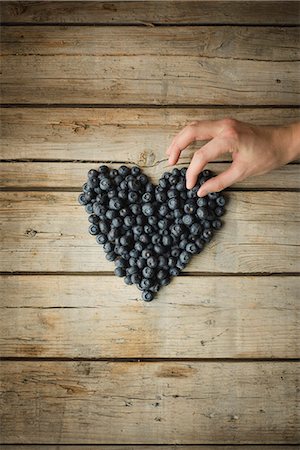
[166,118,300,197]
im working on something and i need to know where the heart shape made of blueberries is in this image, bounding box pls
[78,165,227,301]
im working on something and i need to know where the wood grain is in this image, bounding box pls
[1,191,299,273]
[1,447,298,450]
[0,361,299,443]
[1,107,299,161]
[1,275,298,359]
[1,1,299,25]
[1,26,299,105]
[1,162,299,189]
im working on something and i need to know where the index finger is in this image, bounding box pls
[167,120,225,165]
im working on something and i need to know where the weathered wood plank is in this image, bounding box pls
[1,108,299,161]
[0,361,299,443]
[1,1,299,25]
[1,27,299,105]
[1,162,299,189]
[3,26,299,60]
[0,192,299,273]
[1,275,298,359]
[1,447,297,450]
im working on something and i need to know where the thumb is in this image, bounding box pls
[198,164,243,197]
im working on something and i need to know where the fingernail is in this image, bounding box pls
[198,188,207,197]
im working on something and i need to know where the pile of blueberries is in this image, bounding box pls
[78,165,226,301]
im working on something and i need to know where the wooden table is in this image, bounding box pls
[0,1,299,447]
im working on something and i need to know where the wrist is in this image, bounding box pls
[275,123,300,164]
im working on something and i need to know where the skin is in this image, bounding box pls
[166,118,300,197]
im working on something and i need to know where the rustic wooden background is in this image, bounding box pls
[0,1,299,447]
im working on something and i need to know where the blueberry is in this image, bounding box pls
[197,197,207,207]
[142,203,155,217]
[118,165,130,177]
[109,197,122,210]
[85,203,94,214]
[171,248,180,258]
[135,242,143,252]
[120,235,132,246]
[137,174,148,185]
[115,267,125,277]
[144,224,153,235]
[136,215,145,226]
[159,178,168,189]
[186,242,198,254]
[118,189,128,200]
[106,230,117,242]
[147,256,158,268]
[156,191,167,202]
[140,278,152,290]
[169,175,178,185]
[195,238,204,251]
[98,165,109,175]
[162,235,172,247]
[184,201,197,214]
[89,224,99,235]
[180,251,191,264]
[130,204,142,215]
[216,195,226,206]
[124,216,135,227]
[168,198,180,210]
[87,177,99,189]
[150,283,160,293]
[157,269,167,280]
[133,225,143,236]
[110,169,118,179]
[129,249,139,259]
[106,210,118,220]
[142,267,155,279]
[202,229,213,242]
[112,217,123,228]
[142,290,154,302]
[170,224,183,238]
[88,169,99,179]
[96,234,107,244]
[212,219,222,229]
[140,234,150,245]
[115,258,127,268]
[106,251,117,261]
[131,166,141,177]
[126,264,138,275]
[154,244,164,255]
[182,214,194,226]
[124,276,133,285]
[208,192,218,199]
[131,273,141,284]
[179,238,188,250]
[103,242,114,253]
[167,189,178,199]
[158,219,168,231]
[137,258,147,269]
[78,193,89,205]
[142,192,153,202]
[158,256,168,268]
[128,191,139,203]
[168,257,177,268]
[160,277,170,287]
[175,181,185,192]
[99,177,113,191]
[215,206,225,217]
[148,216,158,226]
[190,223,202,235]
[119,208,129,218]
[99,220,110,234]
[202,169,212,178]
[88,214,99,224]
[170,267,180,277]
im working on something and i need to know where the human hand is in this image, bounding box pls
[166,118,300,197]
